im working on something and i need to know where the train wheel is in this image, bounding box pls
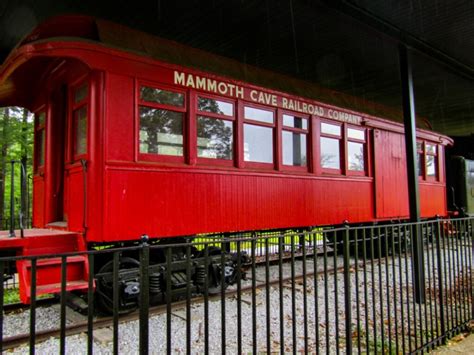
[96,257,140,315]
[201,247,236,295]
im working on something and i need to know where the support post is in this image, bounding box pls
[8,160,15,238]
[399,44,425,303]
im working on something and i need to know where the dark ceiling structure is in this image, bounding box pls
[1,0,473,137]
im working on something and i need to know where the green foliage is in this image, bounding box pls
[3,287,21,304]
[0,107,34,228]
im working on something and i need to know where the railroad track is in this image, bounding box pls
[2,260,355,351]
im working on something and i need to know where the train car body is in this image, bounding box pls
[0,16,452,303]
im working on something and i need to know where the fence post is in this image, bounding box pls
[435,219,446,345]
[139,234,150,355]
[9,160,15,237]
[343,225,353,355]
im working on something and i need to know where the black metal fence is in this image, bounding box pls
[1,218,473,354]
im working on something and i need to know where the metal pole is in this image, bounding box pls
[9,160,15,237]
[399,44,425,303]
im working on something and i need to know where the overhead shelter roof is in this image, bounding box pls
[0,0,473,137]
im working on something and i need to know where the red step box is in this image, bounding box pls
[17,254,90,304]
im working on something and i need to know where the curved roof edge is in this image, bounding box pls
[1,15,452,144]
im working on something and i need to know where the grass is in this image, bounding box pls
[3,287,54,305]
[3,287,21,304]
[193,227,325,252]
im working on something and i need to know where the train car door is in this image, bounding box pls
[63,80,89,232]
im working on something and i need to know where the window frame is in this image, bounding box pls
[136,81,187,164]
[195,93,236,167]
[345,125,367,176]
[279,110,310,172]
[319,119,343,174]
[417,140,439,182]
[70,80,89,162]
[241,102,276,169]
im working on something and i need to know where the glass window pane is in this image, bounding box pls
[198,97,233,116]
[417,153,423,176]
[426,155,437,176]
[37,112,45,126]
[244,124,273,163]
[36,130,45,167]
[244,106,274,124]
[283,114,307,130]
[140,86,184,107]
[320,137,340,169]
[416,142,423,152]
[283,131,307,166]
[74,84,88,103]
[75,107,87,155]
[321,122,341,136]
[139,107,183,156]
[348,128,365,140]
[426,144,436,155]
[197,116,233,159]
[348,142,365,171]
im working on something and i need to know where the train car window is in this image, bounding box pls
[244,124,273,163]
[198,97,233,116]
[140,86,184,107]
[321,122,341,136]
[348,128,364,140]
[196,96,234,161]
[320,137,340,169]
[71,82,89,159]
[416,141,439,181]
[138,84,186,160]
[37,111,45,126]
[320,122,342,171]
[244,106,274,124]
[426,143,438,178]
[34,112,46,172]
[74,83,88,104]
[74,107,88,156]
[347,128,366,173]
[283,114,308,130]
[197,116,233,159]
[282,114,308,167]
[139,107,184,156]
[243,105,274,164]
[416,141,424,177]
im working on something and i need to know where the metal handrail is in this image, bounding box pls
[7,160,27,238]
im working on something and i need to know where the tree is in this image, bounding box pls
[0,107,34,229]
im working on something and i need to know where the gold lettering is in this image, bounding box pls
[282,97,288,109]
[271,94,277,106]
[288,99,295,110]
[207,79,217,93]
[196,76,206,90]
[235,86,244,99]
[174,71,185,86]
[228,83,235,97]
[186,74,195,88]
[250,90,258,102]
[302,103,308,114]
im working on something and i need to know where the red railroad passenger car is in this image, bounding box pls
[0,16,451,303]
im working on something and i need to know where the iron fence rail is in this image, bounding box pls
[1,217,473,354]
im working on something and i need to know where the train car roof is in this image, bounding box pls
[0,15,452,144]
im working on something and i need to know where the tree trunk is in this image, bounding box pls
[0,107,10,228]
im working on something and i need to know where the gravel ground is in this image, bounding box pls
[6,240,473,354]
